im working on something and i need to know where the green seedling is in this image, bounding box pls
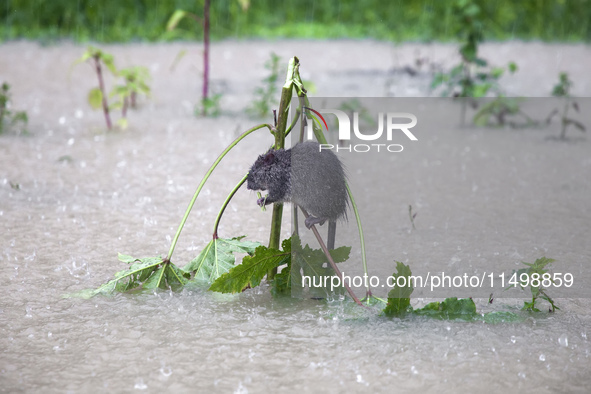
[110,66,151,129]
[505,257,560,312]
[247,52,281,118]
[74,47,152,130]
[546,72,585,139]
[431,0,518,125]
[197,92,222,117]
[166,0,216,117]
[0,82,28,135]
[74,46,117,130]
[473,96,535,128]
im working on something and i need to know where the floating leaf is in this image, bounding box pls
[184,237,261,283]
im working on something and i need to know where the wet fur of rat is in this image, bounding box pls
[246,141,348,247]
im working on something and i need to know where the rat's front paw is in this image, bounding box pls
[257,196,267,207]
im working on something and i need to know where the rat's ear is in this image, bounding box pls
[263,151,275,165]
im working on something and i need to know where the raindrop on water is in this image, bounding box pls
[133,378,147,390]
[159,366,172,377]
[510,336,516,344]
[558,335,568,347]
[539,354,546,361]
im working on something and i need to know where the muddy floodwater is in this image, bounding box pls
[1,40,590,393]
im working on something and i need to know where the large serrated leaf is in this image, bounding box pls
[64,253,189,298]
[209,244,290,293]
[183,237,261,283]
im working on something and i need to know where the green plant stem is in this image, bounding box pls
[165,122,273,263]
[560,97,570,139]
[266,57,300,279]
[212,174,248,239]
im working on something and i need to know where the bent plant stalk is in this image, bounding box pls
[212,174,248,239]
[165,123,273,263]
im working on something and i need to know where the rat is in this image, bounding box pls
[246,141,348,249]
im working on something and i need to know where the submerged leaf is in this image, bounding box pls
[64,253,189,298]
[413,297,477,320]
[184,237,261,283]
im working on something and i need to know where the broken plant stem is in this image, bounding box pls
[165,123,273,263]
[300,208,365,307]
[212,174,248,239]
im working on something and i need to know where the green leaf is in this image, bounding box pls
[116,118,128,130]
[508,62,518,73]
[383,262,414,317]
[64,253,189,298]
[290,234,351,290]
[88,87,103,109]
[184,237,261,283]
[414,297,477,320]
[166,9,188,31]
[209,243,290,293]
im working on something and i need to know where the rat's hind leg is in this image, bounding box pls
[304,215,327,229]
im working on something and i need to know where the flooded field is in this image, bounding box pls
[1,40,590,393]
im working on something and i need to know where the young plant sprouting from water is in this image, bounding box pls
[110,66,151,129]
[473,96,535,128]
[74,47,152,130]
[0,82,28,135]
[166,0,229,117]
[431,0,519,125]
[247,52,281,118]
[505,257,561,312]
[546,72,586,139]
[74,46,118,130]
